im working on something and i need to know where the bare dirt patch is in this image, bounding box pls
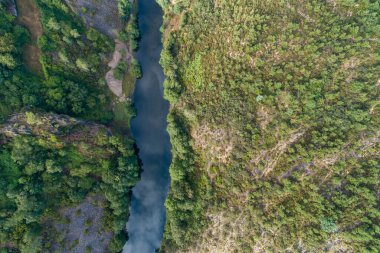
[15,0,43,74]
[186,211,252,253]
[191,124,234,165]
[256,105,275,129]
[106,40,132,101]
[164,13,181,40]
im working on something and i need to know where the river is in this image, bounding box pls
[123,0,171,252]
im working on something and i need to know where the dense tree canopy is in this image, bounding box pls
[159,0,380,252]
[0,112,139,252]
[0,7,42,122]
[0,1,140,252]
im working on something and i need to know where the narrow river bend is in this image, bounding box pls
[124,0,171,252]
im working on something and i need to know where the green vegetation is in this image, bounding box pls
[114,61,129,81]
[120,12,140,51]
[118,0,141,96]
[36,0,116,122]
[159,0,380,252]
[0,111,139,252]
[118,0,133,20]
[0,0,140,252]
[0,7,41,122]
[112,100,136,135]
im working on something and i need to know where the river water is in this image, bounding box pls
[123,0,171,252]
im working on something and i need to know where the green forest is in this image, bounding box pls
[0,4,38,122]
[159,0,379,252]
[0,0,139,252]
[1,0,380,252]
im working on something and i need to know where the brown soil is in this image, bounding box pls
[188,211,251,253]
[164,13,181,40]
[105,40,132,101]
[15,0,43,74]
[191,124,234,165]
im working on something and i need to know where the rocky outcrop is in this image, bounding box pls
[63,0,121,38]
[1,0,17,16]
[0,111,110,140]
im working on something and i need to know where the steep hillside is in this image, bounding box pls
[159,0,380,252]
[0,1,141,252]
[0,111,139,252]
[0,4,40,122]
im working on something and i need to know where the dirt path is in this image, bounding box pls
[15,0,43,74]
[105,39,132,101]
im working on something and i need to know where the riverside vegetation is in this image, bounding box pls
[0,0,140,252]
[158,0,379,252]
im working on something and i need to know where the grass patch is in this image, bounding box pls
[122,69,136,97]
[112,100,135,135]
[111,64,138,136]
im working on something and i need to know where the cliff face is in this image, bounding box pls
[63,0,122,38]
[0,111,113,142]
[0,111,140,252]
[0,0,140,251]
[1,0,17,16]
